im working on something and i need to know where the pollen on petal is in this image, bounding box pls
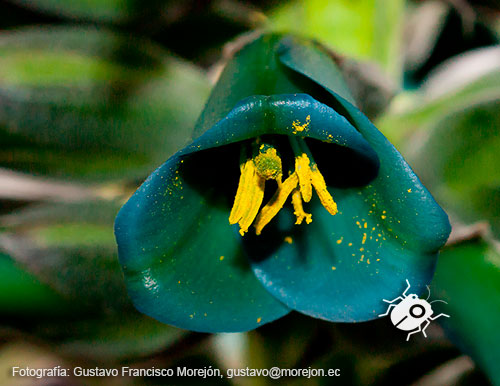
[292,115,311,134]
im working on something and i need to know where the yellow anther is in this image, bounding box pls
[229,141,338,236]
[310,164,338,215]
[254,172,299,235]
[229,159,265,235]
[291,188,312,225]
[229,160,252,224]
[295,154,312,202]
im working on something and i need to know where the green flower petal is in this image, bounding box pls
[242,67,450,321]
[192,34,356,138]
[116,32,450,330]
[277,36,356,105]
[115,93,380,331]
[246,187,439,321]
[278,46,451,252]
[115,153,290,333]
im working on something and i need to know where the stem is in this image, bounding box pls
[288,136,317,164]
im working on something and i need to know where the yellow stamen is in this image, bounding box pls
[228,160,253,224]
[237,177,264,235]
[254,172,298,235]
[229,141,338,236]
[291,188,312,225]
[295,154,312,202]
[310,164,338,215]
[229,159,265,235]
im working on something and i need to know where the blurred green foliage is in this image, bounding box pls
[0,200,187,362]
[0,251,70,316]
[10,0,132,22]
[0,27,210,180]
[0,0,499,385]
[269,0,405,78]
[432,236,500,384]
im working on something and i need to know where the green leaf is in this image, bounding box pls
[0,200,185,359]
[10,0,133,23]
[409,97,500,236]
[0,200,130,313]
[377,68,500,145]
[269,0,405,78]
[431,237,500,385]
[0,27,210,180]
[45,314,185,361]
[0,250,72,317]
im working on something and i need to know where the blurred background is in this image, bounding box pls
[0,0,499,385]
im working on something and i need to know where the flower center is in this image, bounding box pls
[229,138,338,236]
[254,144,282,180]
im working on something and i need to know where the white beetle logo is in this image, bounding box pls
[379,279,450,341]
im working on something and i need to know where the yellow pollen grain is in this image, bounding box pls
[376,258,380,261]
[381,215,387,220]
[257,317,262,323]
[337,238,343,244]
[348,242,353,246]
[367,259,370,264]
[372,227,376,231]
[331,266,336,270]
[360,247,364,252]
[291,188,312,225]
[292,115,311,134]
[363,223,367,229]
[407,189,412,193]
[284,236,293,244]
[362,233,367,244]
[219,256,224,261]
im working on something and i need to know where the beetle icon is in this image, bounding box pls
[379,279,450,341]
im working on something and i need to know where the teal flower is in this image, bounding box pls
[114,35,451,332]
